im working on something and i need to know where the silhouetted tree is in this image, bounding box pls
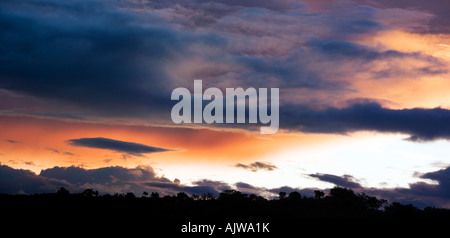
[279,192,287,200]
[142,191,148,198]
[150,192,160,199]
[113,193,124,198]
[288,191,302,200]
[191,194,200,200]
[329,186,357,200]
[57,187,70,197]
[314,190,325,199]
[125,192,136,199]
[176,192,190,201]
[249,194,267,202]
[81,189,98,197]
[219,190,248,201]
[200,193,215,201]
[4,187,449,236]
[359,193,387,210]
[385,202,420,216]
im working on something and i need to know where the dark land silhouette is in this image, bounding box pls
[2,186,449,236]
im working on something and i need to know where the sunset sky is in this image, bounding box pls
[2,0,450,208]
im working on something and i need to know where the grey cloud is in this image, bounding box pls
[196,0,300,11]
[47,148,60,153]
[309,173,362,188]
[413,167,450,199]
[0,165,68,194]
[5,140,21,144]
[0,164,284,198]
[3,164,179,195]
[235,162,278,172]
[40,165,170,185]
[0,0,223,121]
[37,165,233,197]
[1,1,442,111]
[235,182,269,196]
[281,102,450,141]
[308,40,405,60]
[47,148,74,156]
[66,137,170,156]
[192,179,233,192]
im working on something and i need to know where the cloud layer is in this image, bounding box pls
[0,164,226,196]
[1,0,448,139]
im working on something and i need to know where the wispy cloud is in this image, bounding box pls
[47,148,74,156]
[5,139,21,144]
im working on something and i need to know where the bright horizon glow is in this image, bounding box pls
[145,132,447,191]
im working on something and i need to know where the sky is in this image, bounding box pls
[1,0,450,208]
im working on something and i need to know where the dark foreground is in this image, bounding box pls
[2,187,449,236]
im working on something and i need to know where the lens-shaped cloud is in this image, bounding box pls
[67,137,170,156]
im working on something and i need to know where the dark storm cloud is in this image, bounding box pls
[281,102,450,141]
[41,166,163,185]
[0,0,224,120]
[235,162,278,172]
[309,173,362,188]
[66,137,170,156]
[0,164,191,195]
[0,164,186,195]
[0,164,242,196]
[0,165,68,194]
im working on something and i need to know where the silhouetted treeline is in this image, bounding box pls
[2,186,449,217]
[2,186,449,235]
